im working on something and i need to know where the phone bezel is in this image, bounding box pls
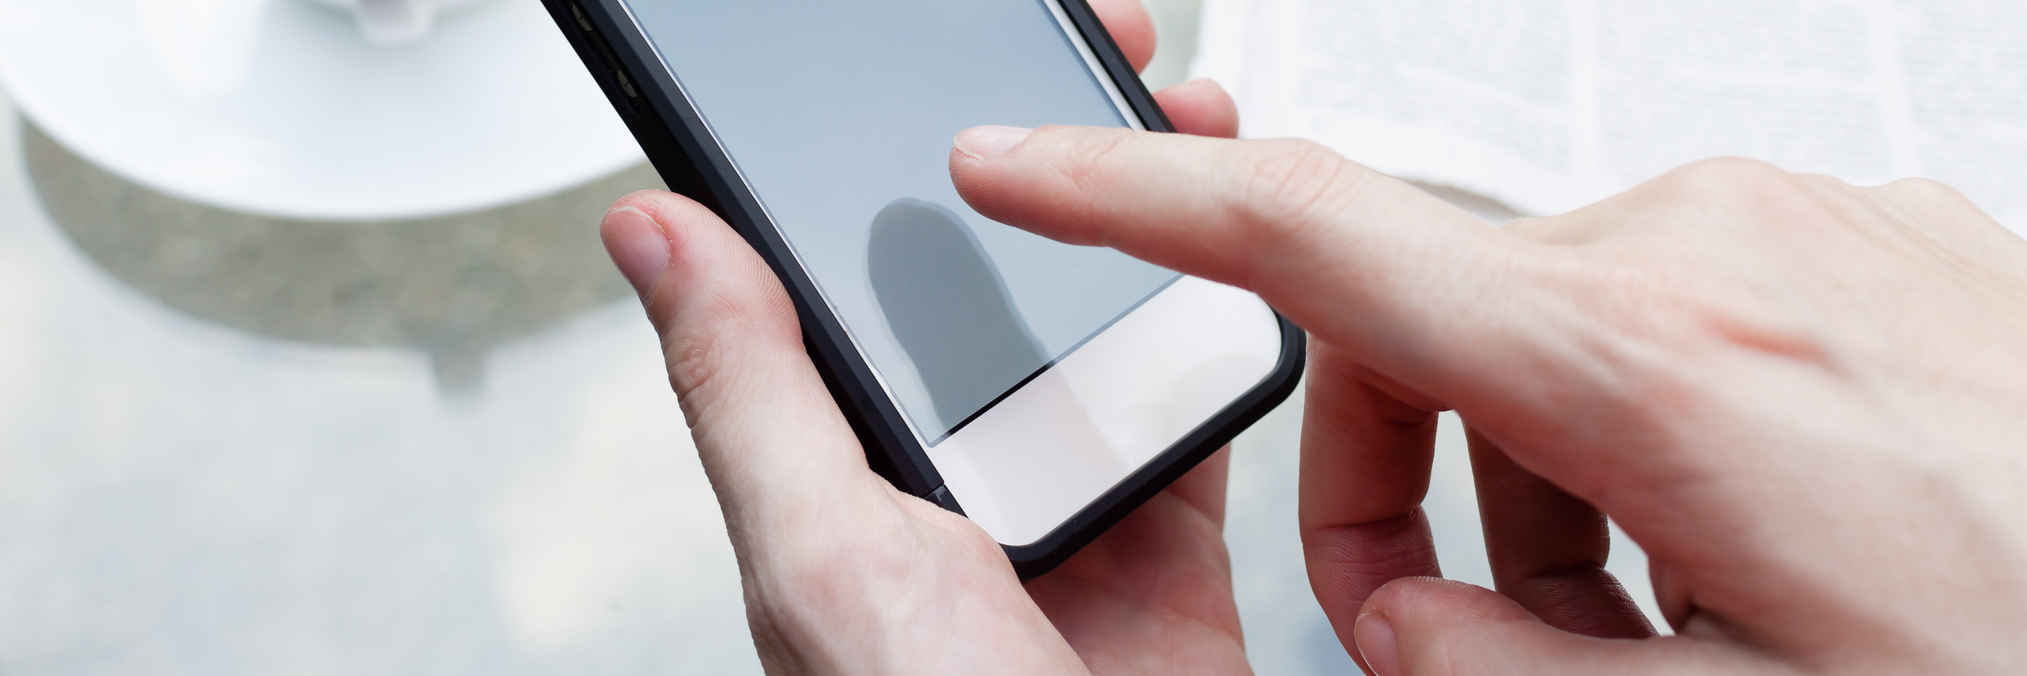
[544,0,1306,578]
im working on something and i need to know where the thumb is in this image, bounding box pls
[600,190,891,539]
[1353,578,1761,676]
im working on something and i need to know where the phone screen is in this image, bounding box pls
[629,0,1180,442]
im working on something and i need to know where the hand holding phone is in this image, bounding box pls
[552,0,1303,575]
[599,69,1263,676]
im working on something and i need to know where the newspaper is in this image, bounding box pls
[1192,0,2027,229]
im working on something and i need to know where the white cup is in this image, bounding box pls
[304,0,492,45]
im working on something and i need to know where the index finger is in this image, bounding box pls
[949,125,1519,394]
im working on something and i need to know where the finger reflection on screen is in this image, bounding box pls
[868,198,1050,433]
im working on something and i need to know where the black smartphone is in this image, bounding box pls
[544,0,1305,578]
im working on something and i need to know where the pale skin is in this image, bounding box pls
[596,1,2027,673]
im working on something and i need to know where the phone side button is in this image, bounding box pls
[925,486,967,517]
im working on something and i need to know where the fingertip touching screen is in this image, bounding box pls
[628,0,1180,442]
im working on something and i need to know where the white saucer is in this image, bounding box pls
[0,0,644,221]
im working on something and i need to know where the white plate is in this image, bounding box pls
[0,0,644,220]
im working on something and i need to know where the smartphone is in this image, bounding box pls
[544,0,1305,578]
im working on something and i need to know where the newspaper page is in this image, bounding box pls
[1192,0,2027,229]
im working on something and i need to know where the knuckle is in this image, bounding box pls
[657,278,802,420]
[1876,176,1971,206]
[663,315,730,389]
[1031,127,1139,245]
[1052,128,1137,199]
[1794,172,1861,194]
[662,320,734,427]
[1229,138,1360,262]
[1657,157,1798,206]
[1639,158,1849,238]
[1238,138,1354,224]
[1499,214,1584,243]
[1500,215,1552,237]
[1885,175,1952,194]
[1301,511,1441,576]
[1580,263,1821,406]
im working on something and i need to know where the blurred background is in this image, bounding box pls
[0,0,1658,673]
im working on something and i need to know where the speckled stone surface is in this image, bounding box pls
[23,123,658,392]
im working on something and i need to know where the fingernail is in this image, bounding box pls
[954,125,1034,159]
[602,206,670,296]
[1355,611,1400,676]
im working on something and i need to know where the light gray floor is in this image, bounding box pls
[0,4,1660,673]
